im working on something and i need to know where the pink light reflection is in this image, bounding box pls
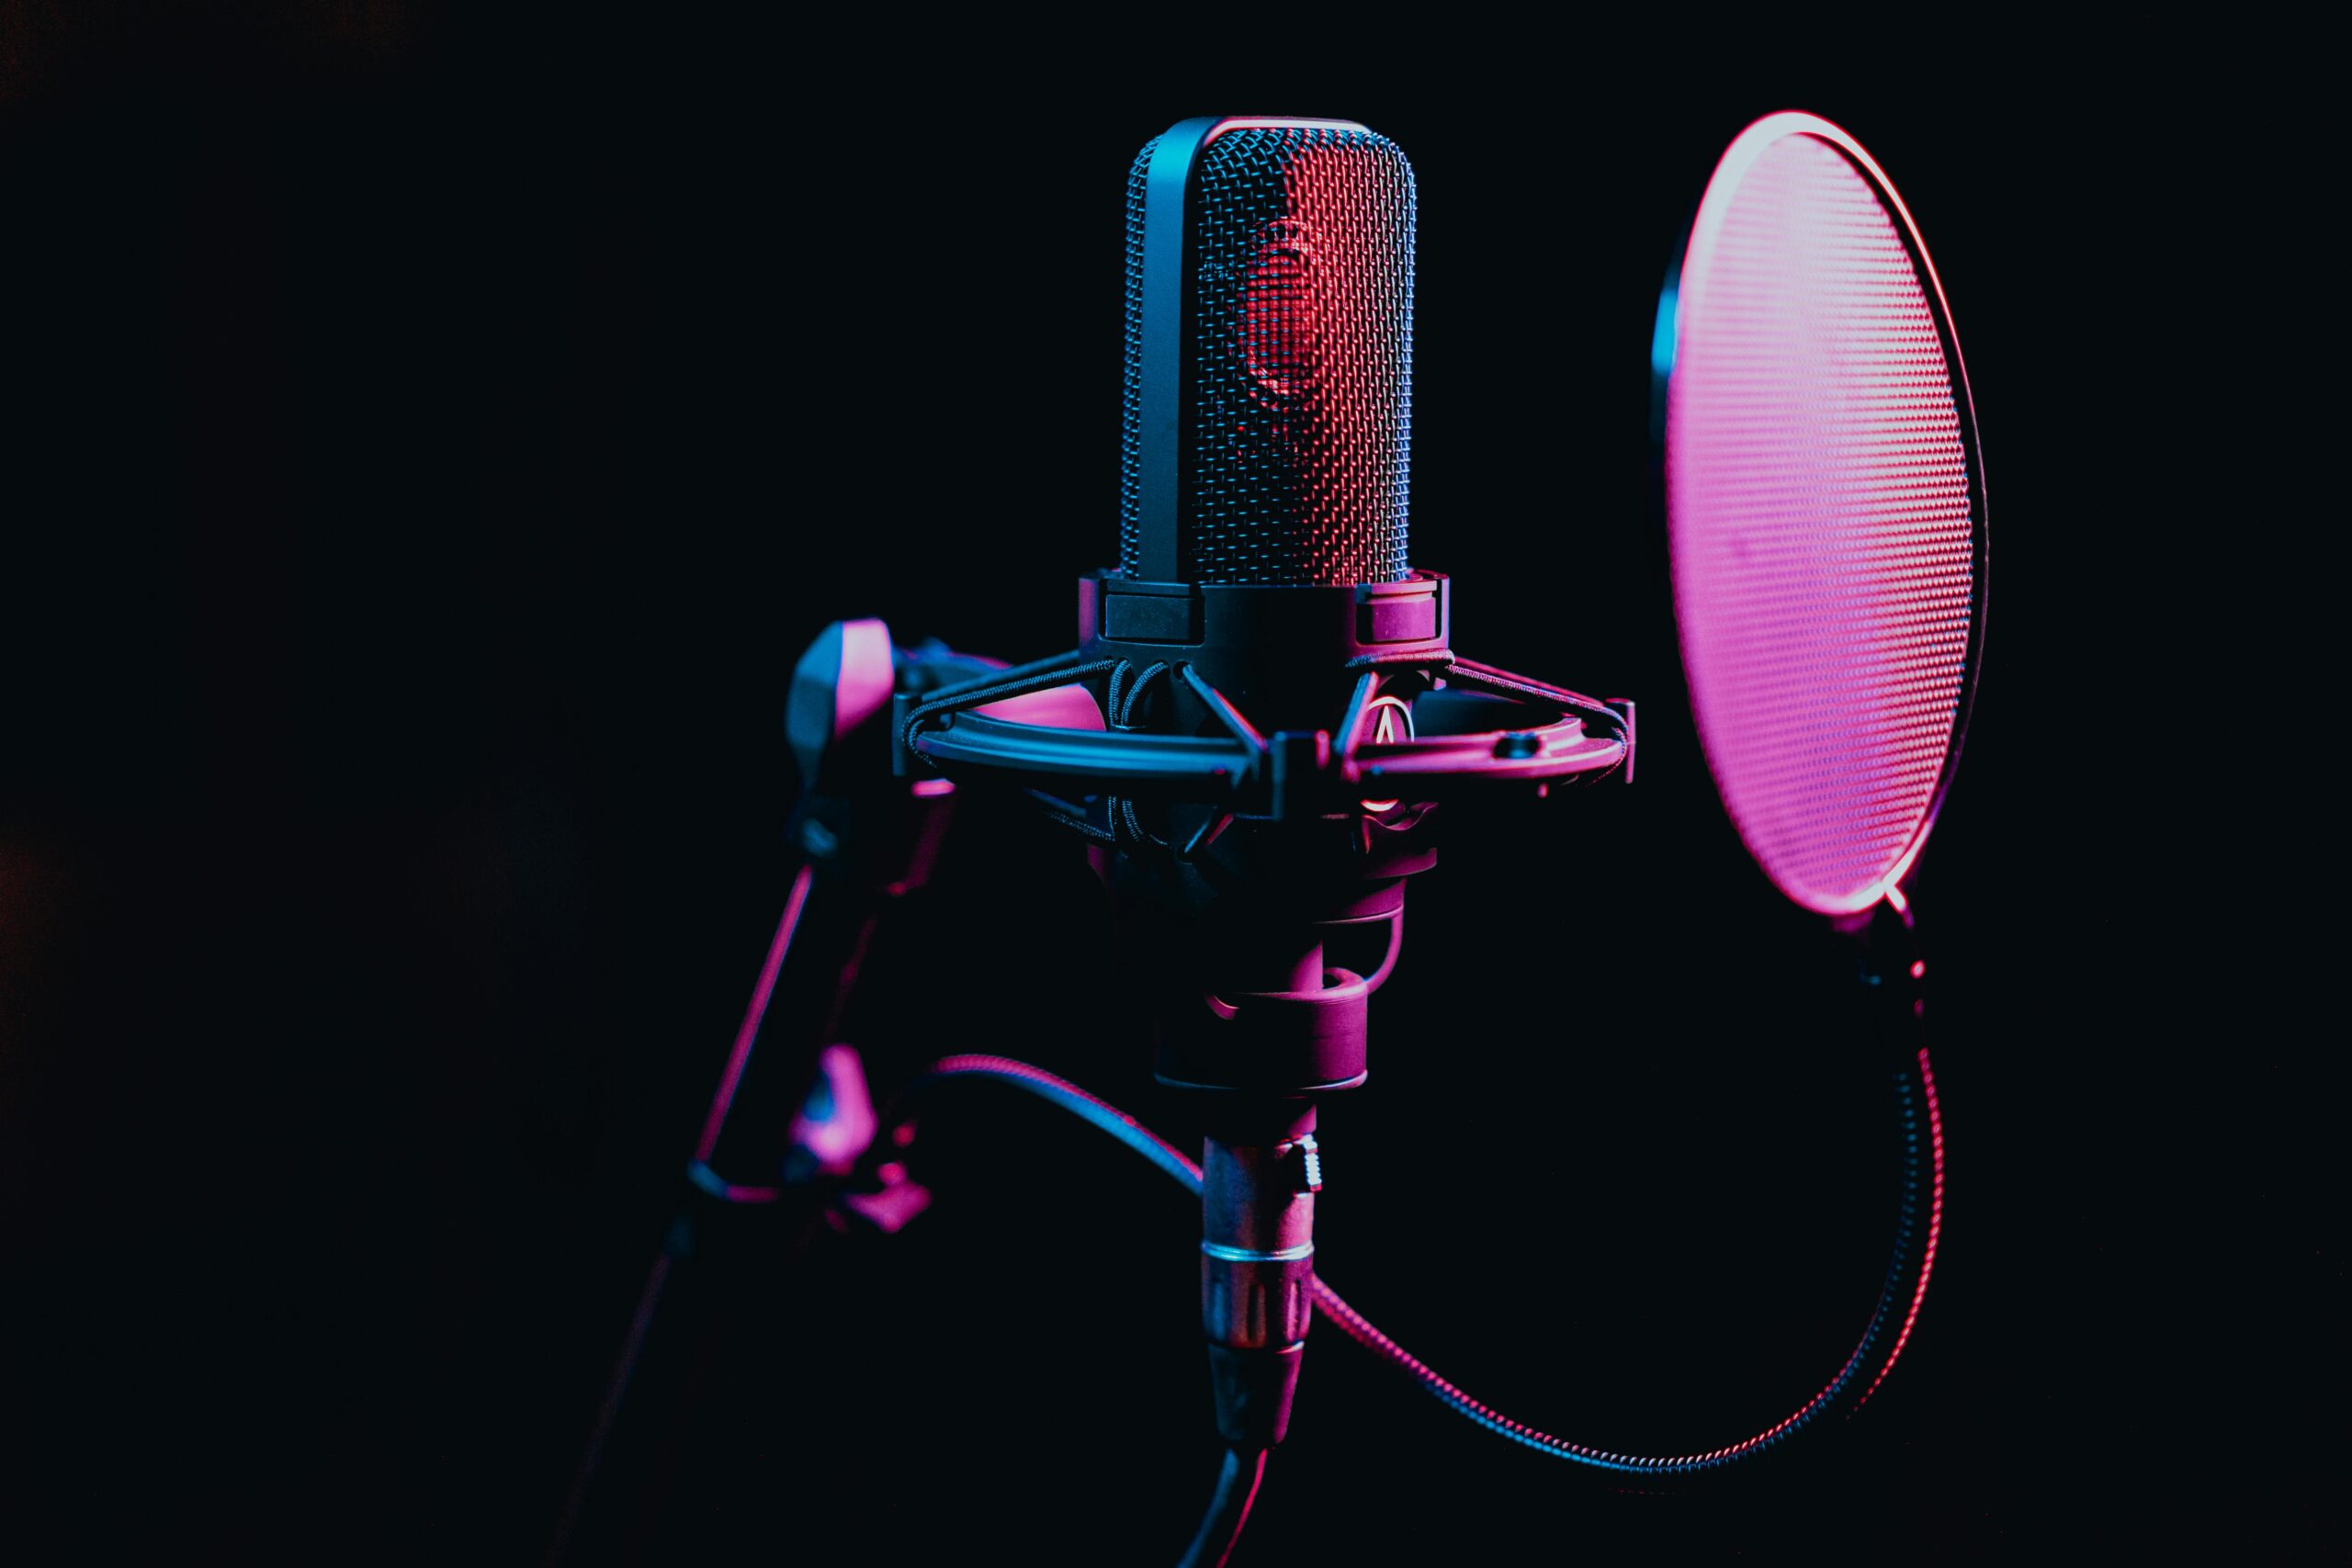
[1857,1045,1945,1408]
[972,682,1105,731]
[692,861,816,1166]
[1668,114,1976,917]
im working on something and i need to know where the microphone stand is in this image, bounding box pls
[548,620,974,1563]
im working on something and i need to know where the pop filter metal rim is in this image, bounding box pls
[1665,110,1991,917]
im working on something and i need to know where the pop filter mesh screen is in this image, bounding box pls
[1667,118,1983,916]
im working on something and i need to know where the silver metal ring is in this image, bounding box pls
[1201,1241,1315,1264]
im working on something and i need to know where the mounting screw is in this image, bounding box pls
[1287,1134,1324,1194]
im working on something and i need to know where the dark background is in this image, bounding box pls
[0,8,2324,1563]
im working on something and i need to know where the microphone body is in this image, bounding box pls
[1102,116,1426,1456]
[891,115,1629,1482]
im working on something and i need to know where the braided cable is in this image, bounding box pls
[898,1048,1942,1476]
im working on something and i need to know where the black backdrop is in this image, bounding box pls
[0,11,2325,1563]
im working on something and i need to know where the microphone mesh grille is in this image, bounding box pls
[1117,134,1160,584]
[1668,128,1980,916]
[1121,126,1415,586]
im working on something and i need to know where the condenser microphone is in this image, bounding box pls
[1106,115,1433,1485]
[895,116,1629,1568]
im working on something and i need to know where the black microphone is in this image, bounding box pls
[894,114,1628,1566]
[1114,117,1428,1474]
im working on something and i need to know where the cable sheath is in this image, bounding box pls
[903,1050,1942,1477]
[1174,1447,1267,1568]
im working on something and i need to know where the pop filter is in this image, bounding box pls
[1642,108,1984,1434]
[1662,112,1987,915]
